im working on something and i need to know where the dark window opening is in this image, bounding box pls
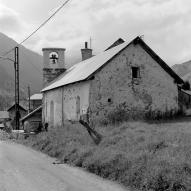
[89,76,95,80]
[132,67,140,78]
[108,98,112,103]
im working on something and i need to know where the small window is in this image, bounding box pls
[132,67,140,78]
[108,98,112,103]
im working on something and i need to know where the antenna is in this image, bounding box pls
[90,37,92,49]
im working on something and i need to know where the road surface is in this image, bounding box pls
[0,141,127,191]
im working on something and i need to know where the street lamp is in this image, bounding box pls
[0,47,20,130]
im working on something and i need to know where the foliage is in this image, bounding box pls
[105,102,184,125]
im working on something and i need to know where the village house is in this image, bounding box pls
[29,93,42,111]
[20,93,42,130]
[7,104,27,121]
[41,36,190,127]
[0,111,10,129]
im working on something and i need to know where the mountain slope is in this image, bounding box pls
[0,32,43,93]
[172,60,191,83]
[0,33,43,110]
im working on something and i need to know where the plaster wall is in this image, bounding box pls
[62,82,90,121]
[43,88,62,127]
[43,81,90,127]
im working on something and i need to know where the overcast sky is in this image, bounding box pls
[0,0,191,66]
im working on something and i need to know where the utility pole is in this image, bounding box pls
[28,85,31,113]
[14,46,20,130]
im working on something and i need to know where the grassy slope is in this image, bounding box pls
[18,121,191,190]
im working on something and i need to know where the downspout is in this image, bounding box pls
[61,87,64,127]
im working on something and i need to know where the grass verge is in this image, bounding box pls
[17,121,191,191]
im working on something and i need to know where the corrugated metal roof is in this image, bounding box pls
[42,41,129,92]
[41,36,184,92]
[20,106,42,122]
[30,93,42,100]
[181,89,191,96]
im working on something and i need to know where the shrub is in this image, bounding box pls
[106,103,129,124]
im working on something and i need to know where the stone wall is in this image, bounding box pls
[89,43,179,125]
[43,68,66,87]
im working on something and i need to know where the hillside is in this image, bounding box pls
[172,60,191,83]
[0,33,43,109]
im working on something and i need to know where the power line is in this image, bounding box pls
[19,0,71,46]
[1,0,71,59]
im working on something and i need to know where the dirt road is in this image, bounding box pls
[0,141,127,191]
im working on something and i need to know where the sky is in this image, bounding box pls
[0,0,191,66]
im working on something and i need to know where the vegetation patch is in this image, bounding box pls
[17,121,191,190]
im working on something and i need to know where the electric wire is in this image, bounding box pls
[0,0,71,59]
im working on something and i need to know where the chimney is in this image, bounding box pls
[81,42,92,61]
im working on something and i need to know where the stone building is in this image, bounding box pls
[41,36,188,127]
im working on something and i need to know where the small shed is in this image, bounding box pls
[7,104,27,121]
[29,93,42,111]
[21,106,42,131]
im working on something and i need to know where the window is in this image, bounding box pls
[132,67,140,79]
[108,98,112,103]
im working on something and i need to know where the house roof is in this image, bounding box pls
[0,111,9,119]
[30,93,42,100]
[105,38,125,51]
[20,105,42,122]
[7,104,27,112]
[181,89,191,96]
[42,36,184,92]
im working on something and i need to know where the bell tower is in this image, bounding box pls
[42,48,66,87]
